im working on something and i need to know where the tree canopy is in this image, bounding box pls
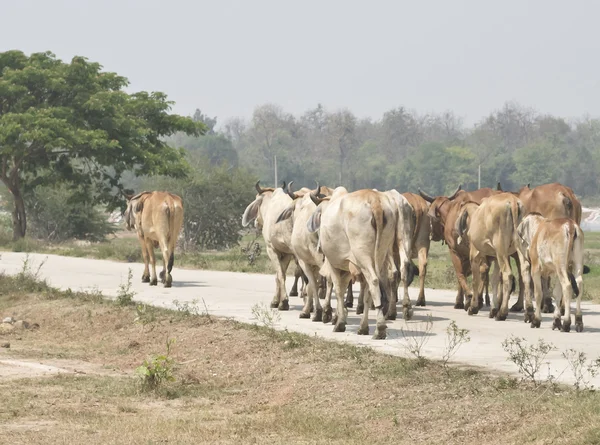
[0,50,205,239]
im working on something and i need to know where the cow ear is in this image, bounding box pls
[135,200,144,213]
[457,208,469,238]
[276,203,295,224]
[307,207,322,233]
[242,198,262,227]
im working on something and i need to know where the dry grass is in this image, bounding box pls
[1,277,600,444]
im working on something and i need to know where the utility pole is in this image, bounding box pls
[274,154,278,188]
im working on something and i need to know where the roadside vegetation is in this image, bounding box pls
[1,263,600,444]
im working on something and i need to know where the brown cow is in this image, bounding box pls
[458,193,525,319]
[516,214,587,331]
[124,191,184,288]
[419,185,500,309]
[498,182,583,313]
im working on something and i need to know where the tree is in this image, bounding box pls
[326,109,358,186]
[0,50,204,240]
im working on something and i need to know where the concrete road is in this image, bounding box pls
[2,251,599,387]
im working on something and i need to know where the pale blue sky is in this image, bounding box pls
[2,0,599,125]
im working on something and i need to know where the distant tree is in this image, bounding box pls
[192,109,217,134]
[0,50,204,240]
[326,109,358,186]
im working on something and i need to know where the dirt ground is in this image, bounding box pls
[1,283,600,444]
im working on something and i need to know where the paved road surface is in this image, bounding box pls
[2,251,599,387]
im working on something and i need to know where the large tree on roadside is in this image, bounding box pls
[0,50,204,240]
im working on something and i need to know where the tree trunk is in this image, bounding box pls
[11,188,26,241]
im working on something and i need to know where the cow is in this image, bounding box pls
[124,191,184,288]
[457,193,525,319]
[276,182,335,321]
[290,262,308,299]
[516,214,587,332]
[307,188,410,339]
[419,185,501,309]
[498,182,583,313]
[242,181,308,311]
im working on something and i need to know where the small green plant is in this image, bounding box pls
[562,348,600,391]
[116,268,136,306]
[502,335,555,386]
[136,338,176,391]
[134,303,156,332]
[399,313,433,362]
[442,320,471,370]
[251,302,281,330]
[173,299,201,316]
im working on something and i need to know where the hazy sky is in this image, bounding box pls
[2,0,600,126]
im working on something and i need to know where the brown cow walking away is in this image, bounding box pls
[124,191,184,288]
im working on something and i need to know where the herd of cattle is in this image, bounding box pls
[123,182,589,339]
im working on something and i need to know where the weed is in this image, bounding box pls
[116,268,136,306]
[134,303,157,332]
[442,320,471,370]
[502,335,555,386]
[562,349,600,391]
[251,302,281,330]
[136,337,177,391]
[399,313,433,362]
[173,299,201,316]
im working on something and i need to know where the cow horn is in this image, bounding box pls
[280,181,286,190]
[448,184,462,200]
[310,186,324,206]
[287,181,296,199]
[418,189,435,203]
[497,182,503,191]
[255,180,265,194]
[526,183,531,189]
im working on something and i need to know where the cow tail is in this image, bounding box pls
[566,221,576,268]
[509,199,521,235]
[371,198,385,280]
[165,201,172,244]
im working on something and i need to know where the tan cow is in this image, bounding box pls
[498,182,583,313]
[124,191,184,288]
[276,183,335,321]
[457,193,525,319]
[308,188,409,339]
[516,214,587,331]
[419,186,502,309]
[242,181,309,310]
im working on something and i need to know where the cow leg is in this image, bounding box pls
[356,277,366,315]
[290,262,301,297]
[468,249,484,316]
[331,269,351,333]
[398,242,413,321]
[483,263,491,307]
[158,239,173,288]
[575,272,584,332]
[307,265,323,322]
[385,268,399,321]
[450,251,470,310]
[278,254,293,311]
[266,246,291,310]
[345,281,354,308]
[322,278,334,324]
[477,261,490,310]
[557,273,572,332]
[510,253,525,312]
[298,260,316,319]
[489,260,501,318]
[318,276,327,299]
[542,277,555,313]
[139,238,151,283]
[145,239,158,286]
[531,270,544,328]
[495,255,513,321]
[358,267,388,340]
[415,247,428,307]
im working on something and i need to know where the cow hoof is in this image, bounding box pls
[489,308,498,319]
[402,306,413,321]
[531,318,541,328]
[289,291,298,297]
[370,303,376,310]
[345,301,353,308]
[164,281,172,289]
[331,314,338,326]
[560,306,566,316]
[477,296,484,310]
[485,295,491,307]
[373,327,387,340]
[357,325,369,335]
[562,320,571,333]
[495,312,507,321]
[552,318,562,331]
[150,278,158,286]
[464,296,473,312]
[322,308,332,324]
[524,309,534,323]
[333,322,346,333]
[312,309,323,322]
[469,306,480,316]
[141,276,150,283]
[299,312,310,319]
[278,300,289,311]
[575,315,584,333]
[510,303,523,312]
[270,301,278,309]
[415,297,426,307]
[543,304,555,314]
[454,301,465,310]
[385,312,397,321]
[356,305,364,315]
